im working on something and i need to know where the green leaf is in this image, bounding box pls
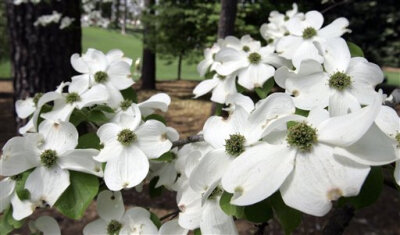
[69,108,88,126]
[295,108,309,117]
[193,228,202,235]
[347,41,364,57]
[255,79,275,99]
[92,105,115,113]
[15,171,32,201]
[270,192,302,235]
[55,171,99,219]
[153,151,176,162]
[219,192,245,218]
[214,103,223,116]
[148,177,164,198]
[0,207,24,235]
[150,212,162,229]
[235,82,247,93]
[340,166,383,209]
[77,133,101,150]
[121,87,138,103]
[243,198,273,223]
[144,114,167,125]
[87,110,109,124]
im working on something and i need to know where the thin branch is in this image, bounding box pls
[172,134,204,148]
[322,205,355,235]
[321,0,352,14]
[254,222,269,235]
[160,210,179,221]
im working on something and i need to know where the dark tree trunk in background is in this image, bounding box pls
[141,0,156,90]
[114,0,121,28]
[121,0,127,34]
[6,0,81,124]
[217,0,238,38]
[177,54,183,81]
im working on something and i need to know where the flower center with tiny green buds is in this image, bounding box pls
[120,99,133,111]
[225,134,246,156]
[33,93,43,106]
[242,45,250,52]
[248,52,262,64]
[117,129,137,146]
[287,122,317,152]
[302,27,317,39]
[94,71,108,83]
[284,15,289,21]
[40,149,58,168]
[65,92,81,104]
[329,72,352,91]
[107,220,122,235]
[396,133,400,147]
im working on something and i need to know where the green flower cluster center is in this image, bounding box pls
[94,71,108,83]
[248,52,262,64]
[107,220,122,235]
[40,149,58,168]
[329,72,352,91]
[287,122,317,152]
[117,129,137,146]
[242,45,250,52]
[33,93,43,106]
[120,99,133,111]
[302,27,317,39]
[225,134,246,156]
[65,92,81,104]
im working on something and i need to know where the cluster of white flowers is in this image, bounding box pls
[1,3,399,235]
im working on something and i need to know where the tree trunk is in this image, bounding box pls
[114,0,120,28]
[140,0,156,90]
[6,0,81,124]
[177,53,183,81]
[217,0,238,38]
[121,0,127,34]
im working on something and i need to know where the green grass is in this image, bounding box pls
[0,27,201,80]
[384,71,400,86]
[0,27,399,85]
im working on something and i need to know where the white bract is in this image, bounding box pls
[222,95,397,216]
[275,39,384,112]
[193,73,237,104]
[215,35,286,90]
[276,10,350,68]
[0,120,102,219]
[29,216,61,235]
[95,103,172,191]
[83,190,158,235]
[0,177,34,220]
[70,48,134,108]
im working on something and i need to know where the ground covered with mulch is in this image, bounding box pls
[0,80,399,234]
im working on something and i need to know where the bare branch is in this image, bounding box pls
[321,0,353,14]
[172,134,204,148]
[160,210,179,221]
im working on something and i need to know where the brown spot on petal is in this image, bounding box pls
[292,90,299,97]
[327,188,342,201]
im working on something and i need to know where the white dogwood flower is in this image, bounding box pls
[0,120,103,219]
[29,216,61,235]
[197,42,222,77]
[216,36,287,90]
[138,93,171,117]
[222,94,396,216]
[83,190,158,235]
[260,3,304,45]
[275,40,384,112]
[276,10,350,68]
[70,48,134,107]
[95,104,172,190]
[41,83,109,122]
[193,73,237,104]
